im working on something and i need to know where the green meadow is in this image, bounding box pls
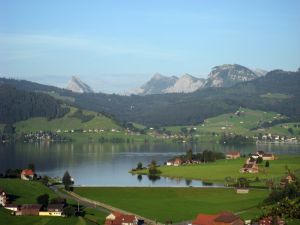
[74,187,268,223]
[0,179,107,225]
[133,155,300,186]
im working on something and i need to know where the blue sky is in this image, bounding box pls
[1,0,299,93]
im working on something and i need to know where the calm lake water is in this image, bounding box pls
[0,142,299,187]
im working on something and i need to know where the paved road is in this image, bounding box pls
[51,185,163,225]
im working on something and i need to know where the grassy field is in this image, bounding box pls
[74,187,268,223]
[165,108,300,137]
[14,106,120,133]
[133,155,300,186]
[0,179,106,225]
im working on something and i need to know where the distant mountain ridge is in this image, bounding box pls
[125,64,266,95]
[66,76,93,93]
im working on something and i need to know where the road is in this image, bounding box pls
[50,185,163,225]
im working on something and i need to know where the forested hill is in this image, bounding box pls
[72,70,300,126]
[0,85,69,124]
[1,69,299,126]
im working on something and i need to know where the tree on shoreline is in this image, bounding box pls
[63,171,72,191]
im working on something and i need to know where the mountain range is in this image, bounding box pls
[125,64,267,95]
[0,66,299,126]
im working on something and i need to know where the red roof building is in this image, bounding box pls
[105,212,137,225]
[192,212,244,225]
[20,169,34,180]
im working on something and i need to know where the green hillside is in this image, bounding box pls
[14,106,120,133]
[166,108,300,137]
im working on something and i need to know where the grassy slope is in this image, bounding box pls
[133,155,300,185]
[14,107,120,133]
[165,108,300,137]
[0,179,105,225]
[74,187,268,223]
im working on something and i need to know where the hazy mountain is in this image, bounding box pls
[164,74,205,93]
[126,64,264,95]
[204,64,258,87]
[126,73,178,95]
[66,76,94,93]
[252,68,268,77]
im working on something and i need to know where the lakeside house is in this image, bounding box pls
[39,204,64,217]
[226,151,240,159]
[262,153,275,161]
[0,188,7,206]
[192,211,244,225]
[20,169,34,180]
[105,211,138,225]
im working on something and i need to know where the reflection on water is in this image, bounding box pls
[0,142,299,186]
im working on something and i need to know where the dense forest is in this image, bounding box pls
[0,85,69,123]
[1,69,299,126]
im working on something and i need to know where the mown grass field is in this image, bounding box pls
[74,187,268,223]
[0,179,106,225]
[133,155,300,186]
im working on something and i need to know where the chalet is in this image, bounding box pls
[173,158,183,166]
[240,164,258,173]
[262,153,275,161]
[39,204,64,217]
[0,188,7,206]
[105,211,138,225]
[20,169,34,181]
[192,211,244,225]
[16,204,42,216]
[226,151,240,159]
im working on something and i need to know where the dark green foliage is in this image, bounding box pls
[0,85,69,123]
[266,198,300,219]
[236,177,249,188]
[265,161,270,167]
[68,109,94,122]
[136,162,143,170]
[4,168,21,178]
[41,176,49,186]
[36,194,49,207]
[62,171,72,191]
[28,163,35,172]
[256,157,263,164]
[148,160,161,175]
[63,205,76,217]
[50,197,66,205]
[263,184,299,205]
[186,149,193,161]
[220,134,254,145]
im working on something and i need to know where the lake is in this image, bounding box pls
[0,142,299,186]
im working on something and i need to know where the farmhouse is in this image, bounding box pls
[105,211,138,225]
[20,169,34,180]
[173,158,183,166]
[0,188,7,206]
[16,204,42,216]
[240,163,258,173]
[226,151,240,159]
[39,204,64,217]
[262,153,275,161]
[4,204,20,212]
[192,211,244,225]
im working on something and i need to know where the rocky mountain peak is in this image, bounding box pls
[66,76,93,93]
